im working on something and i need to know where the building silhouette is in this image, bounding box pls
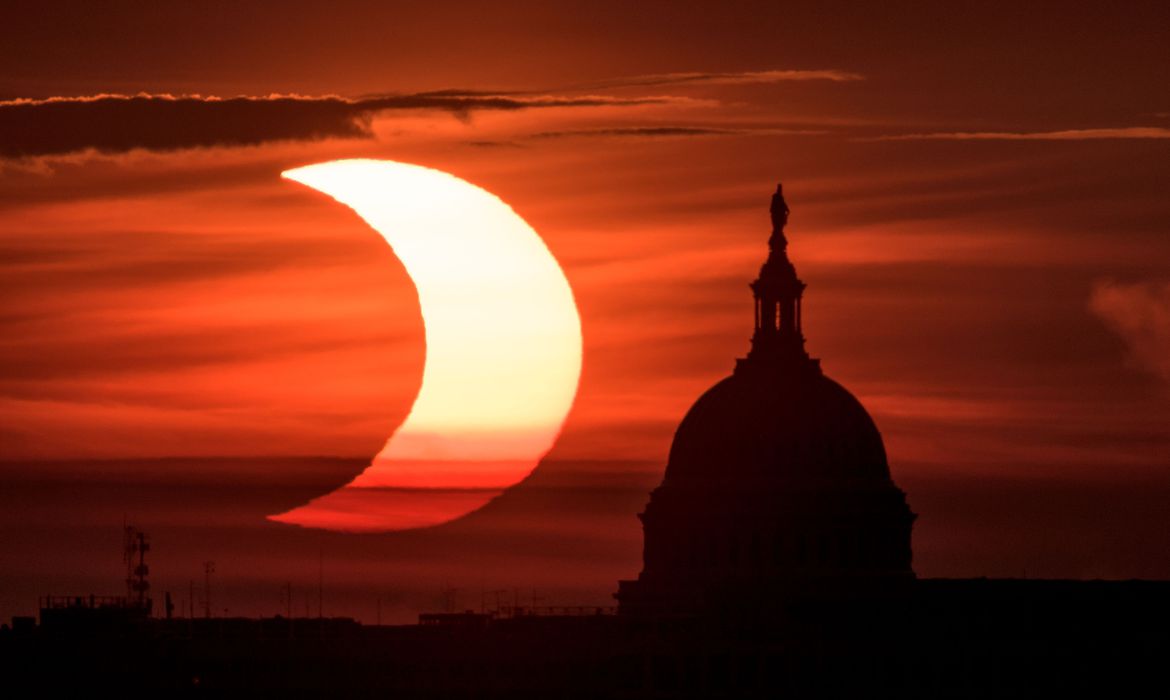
[3,184,1168,697]
[618,183,915,619]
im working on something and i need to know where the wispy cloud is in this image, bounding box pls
[529,125,824,140]
[870,127,1170,141]
[533,126,738,139]
[464,125,826,147]
[0,66,864,159]
[564,69,863,91]
[1089,279,1170,382]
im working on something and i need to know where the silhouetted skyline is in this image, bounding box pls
[6,188,1169,697]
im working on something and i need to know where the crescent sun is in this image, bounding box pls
[268,159,583,532]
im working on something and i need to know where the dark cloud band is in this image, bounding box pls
[0,92,675,158]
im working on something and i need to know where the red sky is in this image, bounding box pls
[2,1,1169,622]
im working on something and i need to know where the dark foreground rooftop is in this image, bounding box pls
[3,577,1168,698]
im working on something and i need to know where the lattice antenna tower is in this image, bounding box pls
[123,525,151,610]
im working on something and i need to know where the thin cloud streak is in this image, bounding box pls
[564,69,864,91]
[534,126,738,139]
[529,126,826,140]
[413,69,863,96]
[870,127,1170,141]
[464,125,826,148]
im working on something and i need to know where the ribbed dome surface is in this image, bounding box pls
[664,367,890,484]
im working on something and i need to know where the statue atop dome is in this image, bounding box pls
[769,182,789,233]
[768,182,790,253]
[750,181,809,368]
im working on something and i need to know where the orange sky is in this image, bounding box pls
[2,1,1169,622]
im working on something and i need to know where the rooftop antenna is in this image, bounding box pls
[281,582,295,639]
[202,561,215,619]
[441,585,460,613]
[188,579,195,636]
[123,524,151,612]
[489,589,507,616]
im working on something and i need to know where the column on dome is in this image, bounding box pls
[748,272,807,360]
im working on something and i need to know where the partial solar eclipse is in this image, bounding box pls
[269,159,582,532]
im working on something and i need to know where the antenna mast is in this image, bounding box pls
[123,525,151,613]
[202,561,215,619]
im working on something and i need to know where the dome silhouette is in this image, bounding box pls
[665,370,891,486]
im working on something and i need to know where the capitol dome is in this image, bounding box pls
[665,370,891,486]
[617,184,916,618]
